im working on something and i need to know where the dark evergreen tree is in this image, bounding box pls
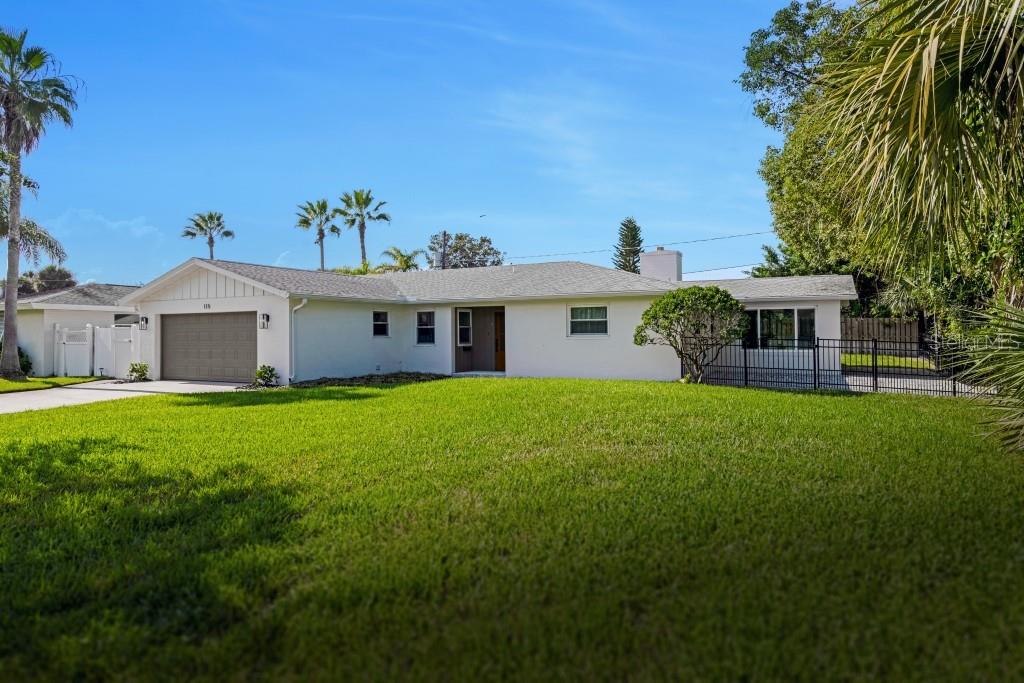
[612,217,643,273]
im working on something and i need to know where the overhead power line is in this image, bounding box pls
[683,262,763,275]
[506,230,772,260]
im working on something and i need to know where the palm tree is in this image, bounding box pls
[814,0,1024,444]
[379,246,424,272]
[815,0,1024,271]
[0,29,77,378]
[337,189,391,267]
[182,211,234,260]
[1,185,66,264]
[295,199,341,271]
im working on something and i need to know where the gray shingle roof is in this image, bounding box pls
[202,259,857,303]
[380,261,674,301]
[20,283,139,308]
[210,260,401,300]
[682,274,858,301]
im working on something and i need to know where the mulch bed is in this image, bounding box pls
[289,372,449,389]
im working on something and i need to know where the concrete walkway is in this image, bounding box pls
[0,379,243,415]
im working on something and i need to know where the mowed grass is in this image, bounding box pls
[842,352,936,370]
[0,376,95,393]
[0,378,1021,681]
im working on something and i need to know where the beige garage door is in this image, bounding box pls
[161,312,257,382]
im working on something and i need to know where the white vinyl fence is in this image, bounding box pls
[54,324,140,378]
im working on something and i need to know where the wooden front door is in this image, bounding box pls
[494,311,506,371]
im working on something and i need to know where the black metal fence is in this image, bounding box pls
[702,338,983,397]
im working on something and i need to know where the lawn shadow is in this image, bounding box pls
[0,436,308,679]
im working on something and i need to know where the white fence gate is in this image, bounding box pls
[55,324,140,378]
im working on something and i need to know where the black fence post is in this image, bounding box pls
[813,337,819,390]
[872,338,879,392]
[743,345,749,387]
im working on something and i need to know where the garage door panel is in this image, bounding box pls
[161,312,257,382]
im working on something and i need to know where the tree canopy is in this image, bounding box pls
[634,286,746,383]
[427,232,503,269]
[612,217,643,273]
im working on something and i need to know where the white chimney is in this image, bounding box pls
[639,247,682,282]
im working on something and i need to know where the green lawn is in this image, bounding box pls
[1,378,1021,680]
[0,376,96,393]
[842,352,936,370]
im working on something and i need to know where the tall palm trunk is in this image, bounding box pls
[318,230,325,271]
[358,222,367,267]
[208,237,214,260]
[1,148,22,377]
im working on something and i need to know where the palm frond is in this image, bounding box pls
[814,0,1024,271]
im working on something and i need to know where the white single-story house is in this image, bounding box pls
[5,283,139,376]
[115,248,857,383]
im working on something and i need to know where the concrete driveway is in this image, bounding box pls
[0,379,243,415]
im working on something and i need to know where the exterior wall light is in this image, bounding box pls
[139,316,149,331]
[259,313,270,329]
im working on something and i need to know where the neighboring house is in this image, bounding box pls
[118,249,857,383]
[5,283,140,376]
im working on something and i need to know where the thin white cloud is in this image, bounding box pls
[486,79,690,202]
[45,208,162,240]
[272,250,291,267]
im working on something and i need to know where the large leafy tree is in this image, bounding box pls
[427,231,503,269]
[34,264,75,293]
[740,2,869,284]
[336,189,390,268]
[182,211,235,260]
[295,199,341,271]
[611,217,643,273]
[0,29,77,377]
[379,246,425,272]
[633,286,746,384]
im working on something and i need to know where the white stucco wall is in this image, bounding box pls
[291,300,453,381]
[504,297,681,381]
[133,268,291,381]
[12,310,45,376]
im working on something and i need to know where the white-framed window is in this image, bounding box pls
[742,307,816,349]
[568,305,608,335]
[456,308,472,346]
[416,310,436,345]
[372,311,389,337]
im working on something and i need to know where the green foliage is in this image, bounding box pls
[738,0,864,131]
[336,189,391,267]
[379,246,425,272]
[17,346,30,375]
[634,286,746,382]
[253,364,279,388]
[0,379,1014,679]
[126,362,149,383]
[612,216,643,273]
[427,231,503,269]
[332,262,385,276]
[182,211,234,260]
[962,304,1024,449]
[0,182,66,266]
[813,0,1024,273]
[295,199,341,271]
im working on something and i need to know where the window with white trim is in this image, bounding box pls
[457,309,472,346]
[416,311,436,344]
[569,305,608,335]
[743,308,816,349]
[372,311,389,337]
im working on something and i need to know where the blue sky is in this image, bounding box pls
[11,1,782,285]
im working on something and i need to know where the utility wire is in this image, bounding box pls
[506,230,772,260]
